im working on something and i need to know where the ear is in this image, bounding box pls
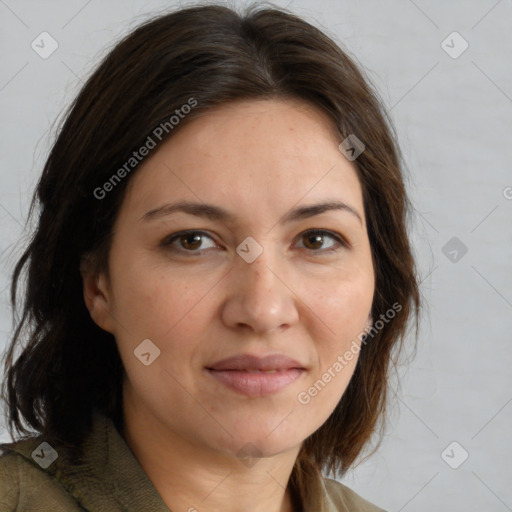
[80,257,116,334]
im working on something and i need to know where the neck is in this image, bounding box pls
[121,398,301,512]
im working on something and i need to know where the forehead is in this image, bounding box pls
[120,99,364,222]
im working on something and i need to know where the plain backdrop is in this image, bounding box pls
[0,1,511,511]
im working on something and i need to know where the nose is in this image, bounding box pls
[221,245,300,336]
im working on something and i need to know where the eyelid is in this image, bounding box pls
[161,230,219,251]
[161,228,350,254]
[293,228,349,252]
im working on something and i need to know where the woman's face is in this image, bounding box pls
[85,99,375,460]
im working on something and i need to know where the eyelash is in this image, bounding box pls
[161,229,348,256]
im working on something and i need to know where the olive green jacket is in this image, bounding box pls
[0,413,386,511]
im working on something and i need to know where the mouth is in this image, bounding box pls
[205,353,306,397]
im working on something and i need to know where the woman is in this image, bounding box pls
[0,3,419,511]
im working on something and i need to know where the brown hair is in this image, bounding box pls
[1,2,419,508]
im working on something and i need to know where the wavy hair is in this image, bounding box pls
[1,3,420,508]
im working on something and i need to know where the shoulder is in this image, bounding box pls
[0,448,20,511]
[0,439,82,511]
[322,477,388,512]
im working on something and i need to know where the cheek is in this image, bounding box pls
[108,249,207,333]
[299,268,373,408]
[304,270,374,340]
[108,260,218,381]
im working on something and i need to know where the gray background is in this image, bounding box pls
[1,1,511,510]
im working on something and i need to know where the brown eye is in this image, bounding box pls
[163,231,217,253]
[303,232,324,250]
[296,229,346,253]
[180,233,203,250]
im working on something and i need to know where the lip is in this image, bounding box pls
[207,354,304,372]
[205,354,306,397]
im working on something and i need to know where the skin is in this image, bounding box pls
[82,98,375,512]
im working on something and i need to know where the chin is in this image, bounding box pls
[211,424,304,460]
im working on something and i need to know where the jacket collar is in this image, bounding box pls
[2,412,339,512]
[2,412,170,511]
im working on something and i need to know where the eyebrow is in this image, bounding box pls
[140,200,363,225]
